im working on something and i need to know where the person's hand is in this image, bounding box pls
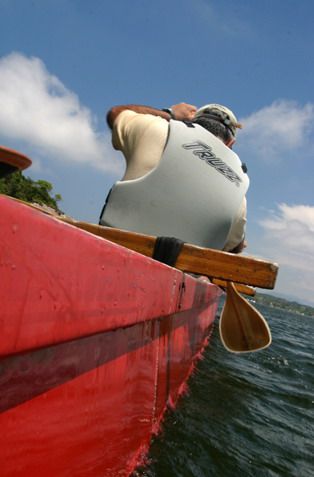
[170,103,197,121]
[229,239,247,254]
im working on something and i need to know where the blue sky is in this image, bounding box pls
[0,0,314,305]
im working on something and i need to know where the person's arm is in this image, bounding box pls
[223,198,247,254]
[107,103,197,129]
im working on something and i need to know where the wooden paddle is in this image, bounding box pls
[212,279,255,297]
[55,219,278,289]
[0,146,32,178]
[219,281,272,353]
[4,196,276,353]
[3,196,279,289]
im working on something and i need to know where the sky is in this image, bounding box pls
[0,0,314,306]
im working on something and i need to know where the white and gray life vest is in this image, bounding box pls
[100,120,249,249]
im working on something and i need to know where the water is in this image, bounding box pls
[135,303,314,477]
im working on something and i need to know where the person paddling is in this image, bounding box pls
[100,102,249,254]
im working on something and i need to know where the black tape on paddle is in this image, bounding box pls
[153,236,184,267]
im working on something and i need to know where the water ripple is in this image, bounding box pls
[135,304,314,477]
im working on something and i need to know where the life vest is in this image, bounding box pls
[100,120,249,249]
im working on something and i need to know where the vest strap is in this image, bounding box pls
[153,236,184,266]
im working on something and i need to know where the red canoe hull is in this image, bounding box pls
[0,195,222,476]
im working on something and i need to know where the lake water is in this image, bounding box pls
[135,303,314,476]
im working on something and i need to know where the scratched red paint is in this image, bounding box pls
[0,195,222,476]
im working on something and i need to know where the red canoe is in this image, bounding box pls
[0,194,222,477]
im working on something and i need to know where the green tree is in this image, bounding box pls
[0,172,62,213]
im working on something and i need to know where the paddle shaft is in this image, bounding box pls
[5,197,278,290]
[59,219,278,289]
[212,279,255,296]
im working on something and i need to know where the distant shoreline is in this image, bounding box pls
[253,293,314,317]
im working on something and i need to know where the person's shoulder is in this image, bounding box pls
[114,109,167,130]
[113,109,138,125]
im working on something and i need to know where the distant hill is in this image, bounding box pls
[253,293,314,317]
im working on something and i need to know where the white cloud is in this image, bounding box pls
[192,0,252,37]
[236,100,314,305]
[0,52,122,174]
[260,203,314,265]
[257,203,314,305]
[239,100,314,161]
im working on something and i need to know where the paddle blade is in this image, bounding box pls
[219,282,272,353]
